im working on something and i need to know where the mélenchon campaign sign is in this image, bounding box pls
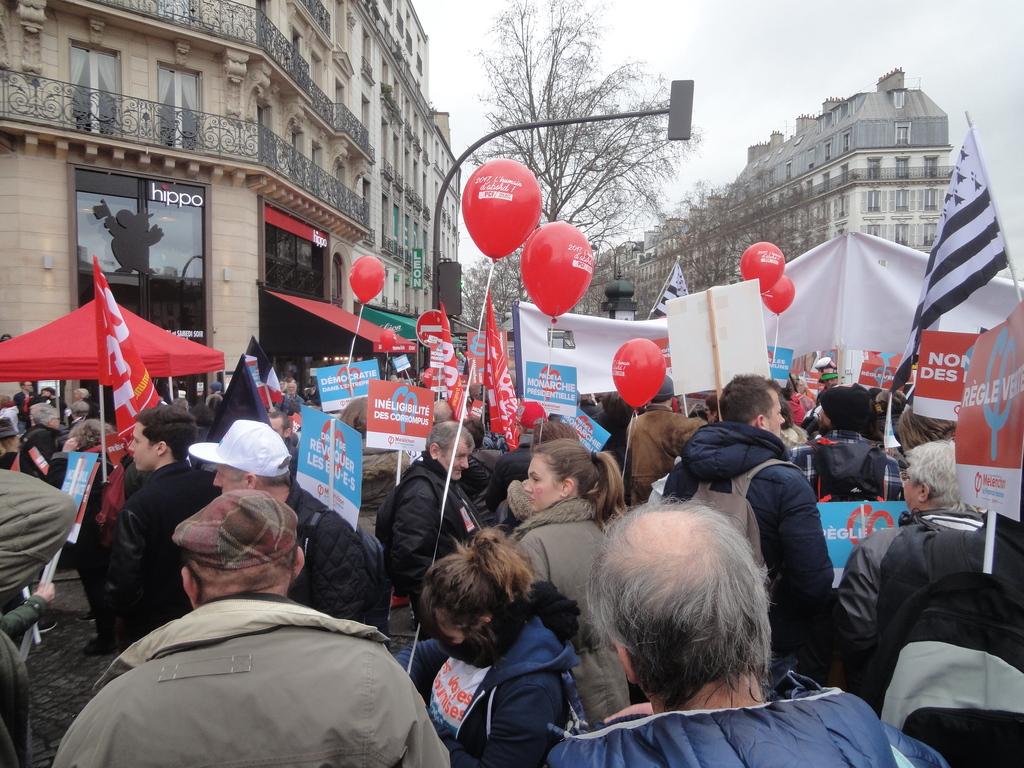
[366,379,434,452]
[296,406,362,529]
[523,362,578,417]
[316,360,380,412]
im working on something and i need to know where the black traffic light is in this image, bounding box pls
[438,260,463,316]
[667,80,694,141]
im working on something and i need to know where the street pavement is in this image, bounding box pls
[23,570,415,767]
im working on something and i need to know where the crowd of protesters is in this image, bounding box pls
[0,365,1020,768]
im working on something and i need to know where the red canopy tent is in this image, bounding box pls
[0,301,224,380]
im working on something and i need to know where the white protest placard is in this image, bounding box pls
[666,281,770,394]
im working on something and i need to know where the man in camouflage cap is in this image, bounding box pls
[54,490,448,768]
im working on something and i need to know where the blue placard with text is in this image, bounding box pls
[523,361,579,417]
[296,406,363,529]
[767,347,794,383]
[818,500,907,587]
[566,408,611,453]
[316,360,380,411]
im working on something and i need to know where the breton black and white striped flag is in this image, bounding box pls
[891,125,1007,391]
[650,262,688,319]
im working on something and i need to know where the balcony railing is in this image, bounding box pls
[363,229,375,246]
[296,0,331,37]
[332,102,372,158]
[265,260,324,295]
[90,0,339,132]
[807,166,953,197]
[361,56,373,79]
[380,157,394,181]
[0,70,368,227]
[259,125,368,225]
[394,172,404,190]
[382,234,399,256]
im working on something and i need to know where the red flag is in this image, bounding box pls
[93,256,160,444]
[437,302,460,401]
[484,292,520,449]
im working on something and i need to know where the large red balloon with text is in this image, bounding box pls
[740,242,786,292]
[762,275,796,314]
[349,256,386,304]
[462,159,543,259]
[612,339,667,409]
[379,329,399,351]
[521,222,595,318]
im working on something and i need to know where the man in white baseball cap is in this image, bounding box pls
[190,420,383,626]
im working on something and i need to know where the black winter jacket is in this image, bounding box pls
[286,483,376,622]
[105,461,219,642]
[377,455,482,610]
[664,422,833,652]
[483,445,532,513]
[19,424,61,479]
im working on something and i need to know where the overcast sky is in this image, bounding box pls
[414,0,1024,273]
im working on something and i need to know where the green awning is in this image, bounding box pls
[359,305,417,342]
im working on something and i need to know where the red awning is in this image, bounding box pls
[0,301,224,380]
[265,291,416,350]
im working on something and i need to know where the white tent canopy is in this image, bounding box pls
[762,233,1020,356]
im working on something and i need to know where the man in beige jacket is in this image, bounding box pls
[54,490,447,768]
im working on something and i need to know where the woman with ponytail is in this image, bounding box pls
[397,529,580,768]
[516,438,629,722]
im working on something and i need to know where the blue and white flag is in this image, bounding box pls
[892,125,1008,391]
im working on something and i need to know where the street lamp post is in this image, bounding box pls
[429,80,694,313]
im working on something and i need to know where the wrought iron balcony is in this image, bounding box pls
[363,229,375,245]
[422,206,430,221]
[808,165,953,197]
[380,157,394,181]
[0,70,368,227]
[393,172,404,190]
[332,102,373,159]
[361,56,373,79]
[296,0,331,38]
[382,234,399,256]
[259,125,368,225]
[89,0,336,131]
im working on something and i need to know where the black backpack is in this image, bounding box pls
[303,509,386,616]
[861,572,1024,768]
[808,439,888,501]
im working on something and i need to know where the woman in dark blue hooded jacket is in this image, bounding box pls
[396,529,580,768]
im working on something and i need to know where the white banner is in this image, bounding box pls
[514,302,671,395]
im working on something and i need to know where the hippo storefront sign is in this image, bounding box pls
[956,300,1024,520]
[819,500,905,586]
[365,379,434,452]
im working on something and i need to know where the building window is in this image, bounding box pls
[865,224,882,237]
[264,206,326,297]
[842,132,851,153]
[924,156,938,177]
[867,190,881,212]
[785,162,791,180]
[893,90,905,109]
[895,223,909,245]
[158,67,199,149]
[824,141,832,161]
[896,123,910,145]
[838,195,848,218]
[311,143,322,168]
[895,189,909,212]
[896,157,909,179]
[924,188,939,211]
[867,158,881,180]
[71,46,119,134]
[923,223,937,247]
[291,130,303,153]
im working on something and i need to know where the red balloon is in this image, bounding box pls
[349,256,385,304]
[521,222,594,318]
[462,159,543,259]
[740,242,786,292]
[612,339,667,409]
[379,329,398,350]
[762,275,795,314]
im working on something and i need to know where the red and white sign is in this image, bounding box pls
[914,331,978,421]
[955,301,1024,520]
[365,379,434,452]
[858,353,904,388]
[416,310,445,346]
